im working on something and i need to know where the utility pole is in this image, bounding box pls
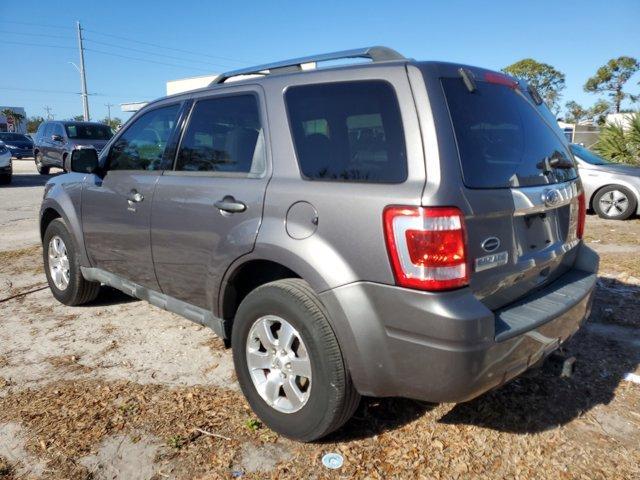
[44,106,53,120]
[105,103,114,124]
[76,21,90,121]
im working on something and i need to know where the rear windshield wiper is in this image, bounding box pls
[536,156,575,172]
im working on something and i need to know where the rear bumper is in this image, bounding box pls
[10,149,33,158]
[320,243,598,403]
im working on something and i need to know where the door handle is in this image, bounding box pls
[128,190,144,203]
[214,196,246,213]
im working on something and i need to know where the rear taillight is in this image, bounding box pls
[484,72,518,89]
[577,192,586,239]
[383,206,468,291]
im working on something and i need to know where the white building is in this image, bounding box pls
[0,106,27,134]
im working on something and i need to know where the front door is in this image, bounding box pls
[82,103,182,290]
[151,90,269,309]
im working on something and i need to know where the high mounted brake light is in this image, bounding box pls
[383,206,468,291]
[484,72,518,89]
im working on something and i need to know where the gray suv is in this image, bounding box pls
[33,121,113,174]
[40,47,598,441]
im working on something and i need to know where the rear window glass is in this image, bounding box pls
[441,77,577,189]
[285,81,407,183]
[65,124,113,140]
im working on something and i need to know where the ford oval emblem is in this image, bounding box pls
[481,237,500,252]
[542,189,561,208]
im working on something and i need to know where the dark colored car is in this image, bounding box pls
[33,121,113,174]
[0,132,34,159]
[40,47,598,441]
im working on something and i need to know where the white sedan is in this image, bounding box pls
[0,141,12,185]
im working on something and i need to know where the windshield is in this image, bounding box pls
[570,144,610,165]
[440,76,577,189]
[0,133,30,142]
[64,124,113,140]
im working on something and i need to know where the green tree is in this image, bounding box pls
[26,116,45,133]
[1,108,25,130]
[594,113,640,165]
[584,56,639,113]
[100,117,122,130]
[72,115,85,121]
[503,59,566,113]
[564,101,589,124]
[589,99,611,125]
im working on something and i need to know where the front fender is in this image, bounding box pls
[40,173,91,267]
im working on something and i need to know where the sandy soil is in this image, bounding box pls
[0,164,638,479]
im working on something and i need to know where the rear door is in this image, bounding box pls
[419,64,581,309]
[82,102,183,290]
[151,86,270,309]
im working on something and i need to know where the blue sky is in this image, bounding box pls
[2,0,639,122]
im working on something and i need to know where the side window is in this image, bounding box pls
[35,123,45,140]
[285,81,407,183]
[107,104,180,171]
[43,123,53,138]
[52,124,64,137]
[175,95,264,175]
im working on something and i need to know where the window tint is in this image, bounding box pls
[43,123,54,138]
[285,81,407,183]
[108,104,179,171]
[65,124,113,140]
[441,77,577,188]
[176,95,264,174]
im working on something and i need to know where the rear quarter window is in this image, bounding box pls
[441,77,577,189]
[285,81,407,183]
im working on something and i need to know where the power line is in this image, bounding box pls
[85,48,214,72]
[0,29,74,41]
[84,28,253,65]
[2,40,75,50]
[1,19,74,30]
[83,37,237,69]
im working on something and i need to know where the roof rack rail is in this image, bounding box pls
[210,46,405,85]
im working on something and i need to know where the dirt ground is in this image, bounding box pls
[0,161,639,479]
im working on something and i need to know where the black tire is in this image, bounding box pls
[35,154,50,175]
[593,185,637,220]
[43,218,100,305]
[0,174,11,185]
[232,278,360,442]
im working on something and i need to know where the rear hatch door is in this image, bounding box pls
[421,64,582,310]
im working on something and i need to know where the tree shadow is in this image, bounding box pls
[326,277,639,440]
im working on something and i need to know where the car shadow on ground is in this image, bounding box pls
[83,286,139,307]
[328,277,639,440]
[3,172,61,188]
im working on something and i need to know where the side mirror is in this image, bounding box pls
[51,134,64,142]
[68,147,99,174]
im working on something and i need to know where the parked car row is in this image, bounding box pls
[0,132,34,159]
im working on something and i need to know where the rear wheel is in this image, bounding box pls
[232,279,360,441]
[593,185,636,220]
[43,219,100,305]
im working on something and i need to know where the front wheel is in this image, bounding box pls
[593,185,637,220]
[232,279,360,442]
[43,219,100,305]
[35,154,50,175]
